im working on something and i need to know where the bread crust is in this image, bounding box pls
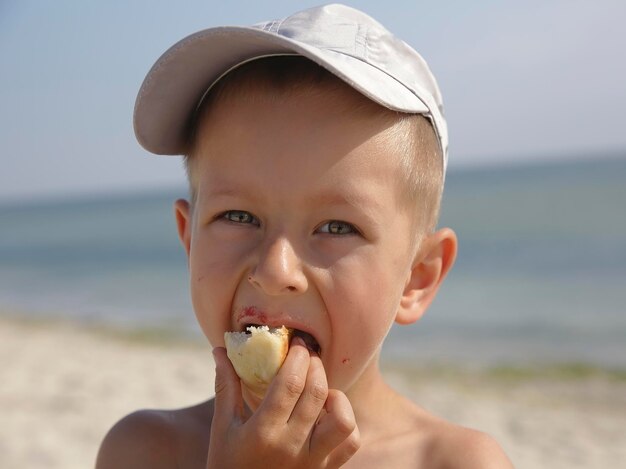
[224,326,292,397]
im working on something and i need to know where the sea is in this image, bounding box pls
[1,156,625,368]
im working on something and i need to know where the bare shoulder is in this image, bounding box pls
[95,408,178,469]
[427,421,514,469]
[346,392,513,469]
[95,399,214,469]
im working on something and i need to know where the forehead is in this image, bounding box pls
[192,85,406,208]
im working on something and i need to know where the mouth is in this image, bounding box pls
[292,328,321,355]
[243,323,321,355]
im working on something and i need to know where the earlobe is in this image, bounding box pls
[174,199,192,259]
[396,228,458,325]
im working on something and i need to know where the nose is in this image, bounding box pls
[248,236,308,296]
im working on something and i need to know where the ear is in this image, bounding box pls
[395,227,458,325]
[174,199,192,260]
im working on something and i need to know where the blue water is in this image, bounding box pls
[1,156,625,367]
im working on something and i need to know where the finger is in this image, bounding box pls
[326,425,361,469]
[254,336,310,426]
[288,350,328,431]
[211,347,245,426]
[309,390,358,460]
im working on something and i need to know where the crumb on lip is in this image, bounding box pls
[242,323,275,333]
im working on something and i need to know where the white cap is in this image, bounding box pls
[134,3,448,172]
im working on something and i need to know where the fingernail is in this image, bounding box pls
[293,336,306,347]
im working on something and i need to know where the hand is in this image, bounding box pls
[206,337,360,468]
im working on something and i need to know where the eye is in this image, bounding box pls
[317,220,358,235]
[220,210,260,226]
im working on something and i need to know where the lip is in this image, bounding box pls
[233,305,322,353]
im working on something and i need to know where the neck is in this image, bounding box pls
[344,354,410,441]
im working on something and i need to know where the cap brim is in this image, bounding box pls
[134,26,430,155]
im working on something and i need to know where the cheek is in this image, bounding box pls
[188,233,254,345]
[325,252,404,352]
[322,250,408,390]
[331,245,405,310]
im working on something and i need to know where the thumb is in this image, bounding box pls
[212,347,244,424]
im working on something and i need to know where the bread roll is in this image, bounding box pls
[224,325,292,398]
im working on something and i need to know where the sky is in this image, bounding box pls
[1,0,625,203]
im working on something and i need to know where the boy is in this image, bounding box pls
[97,4,513,468]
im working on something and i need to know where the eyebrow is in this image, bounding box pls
[201,185,263,203]
[306,189,387,230]
[308,190,382,212]
[202,183,384,218]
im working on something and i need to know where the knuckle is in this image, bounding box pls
[254,427,281,450]
[257,426,276,442]
[214,375,228,396]
[284,373,305,397]
[283,439,301,459]
[333,413,356,437]
[262,431,298,459]
[344,431,361,454]
[309,381,328,403]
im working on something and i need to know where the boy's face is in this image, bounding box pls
[176,86,422,394]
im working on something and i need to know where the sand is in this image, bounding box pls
[1,314,624,468]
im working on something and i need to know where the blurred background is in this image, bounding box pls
[1,1,625,467]
[1,0,624,366]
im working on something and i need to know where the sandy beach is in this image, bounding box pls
[1,314,624,469]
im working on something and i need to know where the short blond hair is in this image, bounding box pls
[184,56,443,239]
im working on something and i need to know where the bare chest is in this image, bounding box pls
[342,432,430,469]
